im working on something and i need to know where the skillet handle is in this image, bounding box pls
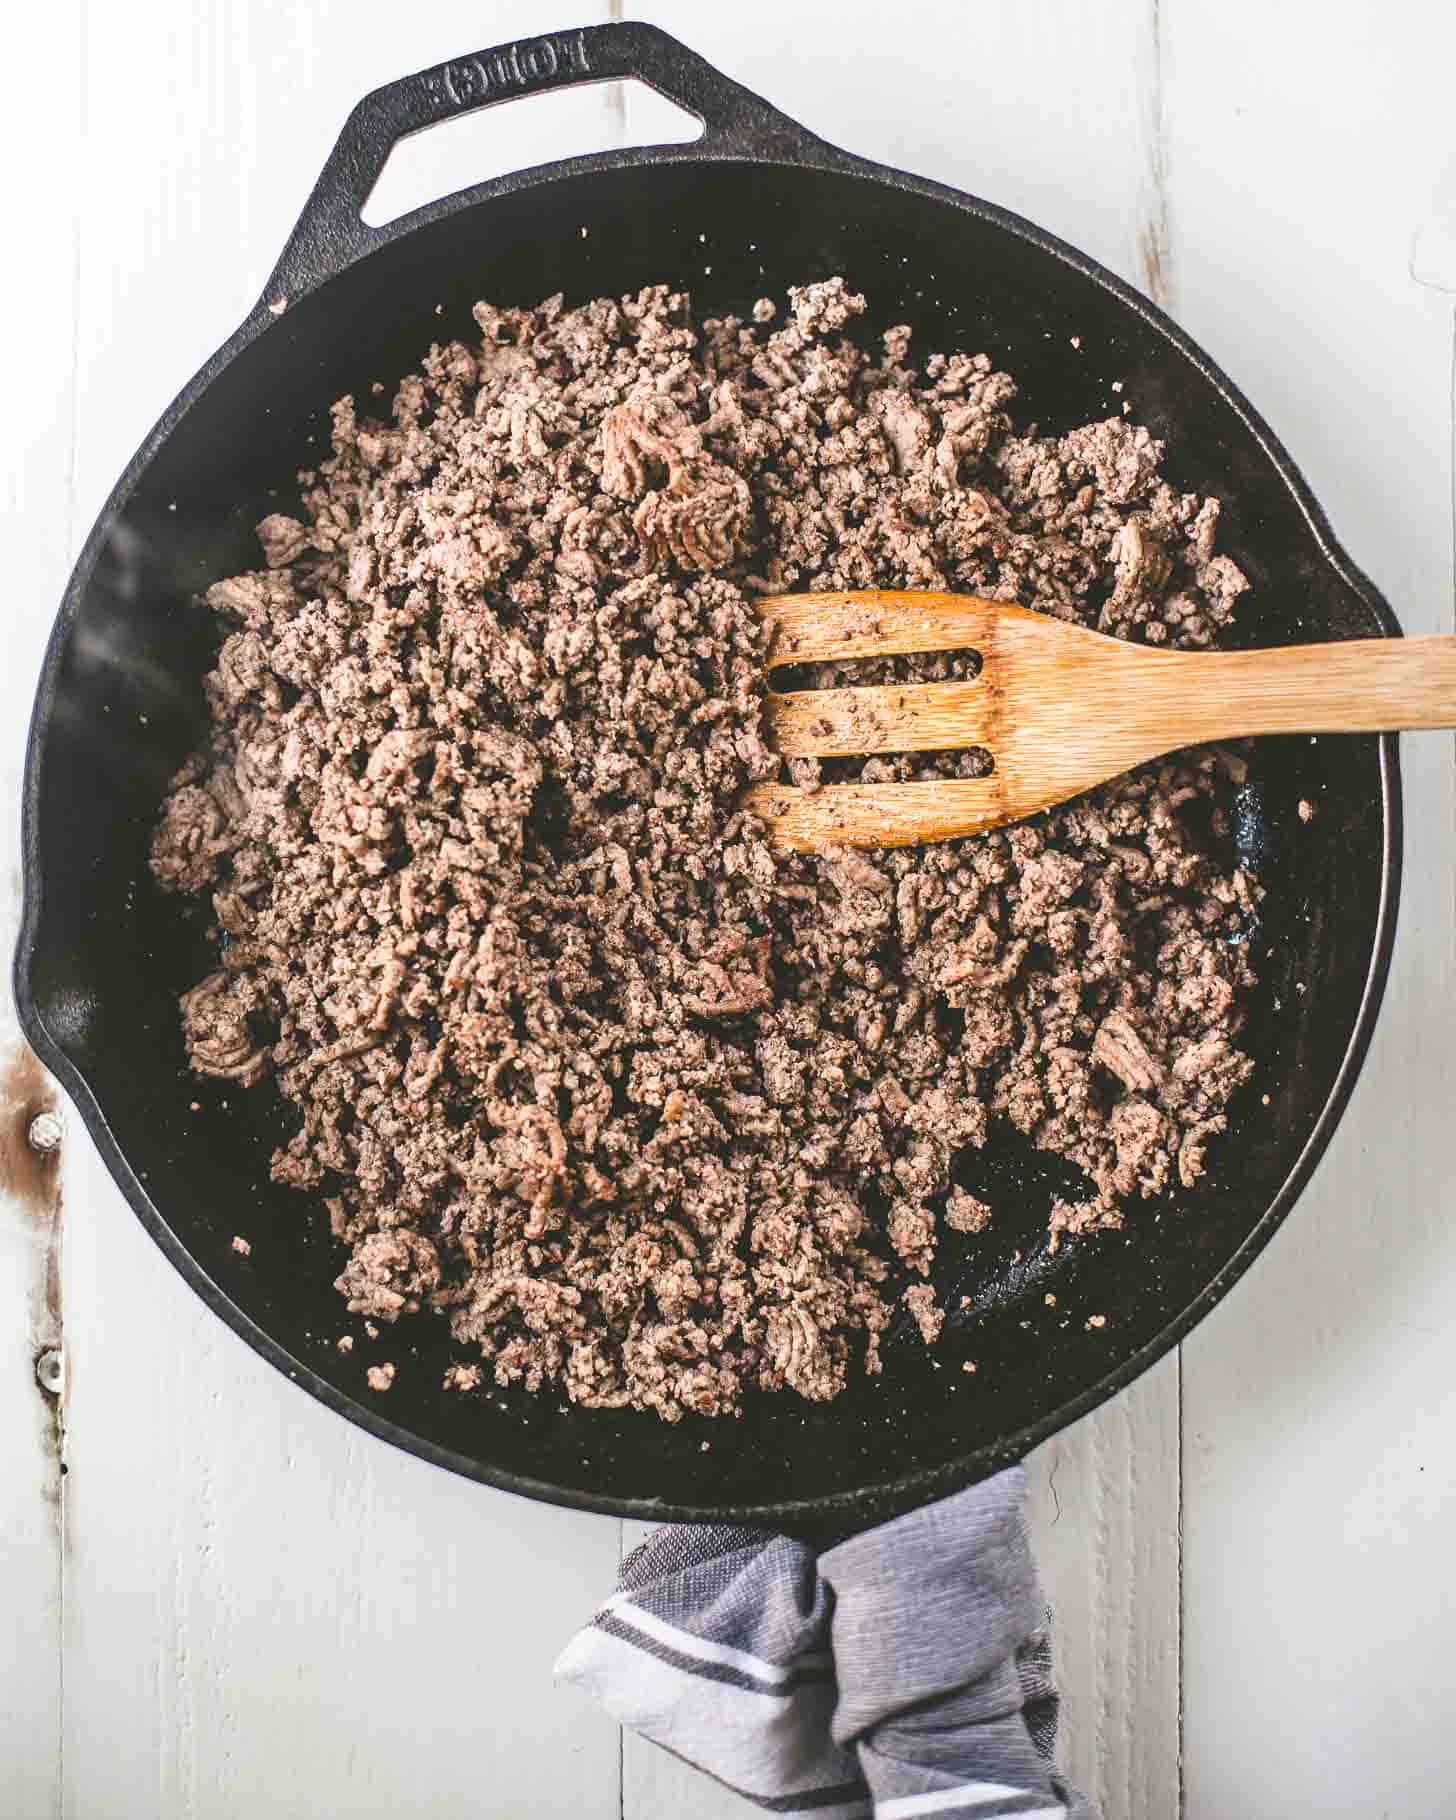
[261,22,827,309]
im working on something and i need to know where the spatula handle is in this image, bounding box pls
[1175,635,1456,739]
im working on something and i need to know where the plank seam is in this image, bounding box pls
[62,2,87,572]
[1138,0,1174,311]
[1449,309,1456,636]
[1176,1348,1185,1820]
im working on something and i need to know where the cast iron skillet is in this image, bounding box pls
[15,22,1400,1538]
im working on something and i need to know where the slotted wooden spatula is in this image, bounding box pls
[742,589,1451,850]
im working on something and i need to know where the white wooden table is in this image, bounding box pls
[4,4,1454,1814]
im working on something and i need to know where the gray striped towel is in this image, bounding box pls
[555,1464,1096,1819]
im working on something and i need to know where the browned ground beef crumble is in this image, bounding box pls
[152,277,1258,1419]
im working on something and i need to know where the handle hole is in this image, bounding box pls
[362,81,702,228]
[774,649,984,691]
[814,749,995,787]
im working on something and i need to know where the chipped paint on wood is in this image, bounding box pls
[0,1041,62,1215]
[0,1032,66,1812]
[0,1041,66,1527]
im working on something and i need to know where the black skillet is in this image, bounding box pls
[14,22,1400,1538]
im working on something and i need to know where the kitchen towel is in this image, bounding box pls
[555,1464,1095,1818]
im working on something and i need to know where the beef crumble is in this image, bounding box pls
[152,277,1257,1420]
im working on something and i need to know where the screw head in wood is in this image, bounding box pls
[28,1111,63,1153]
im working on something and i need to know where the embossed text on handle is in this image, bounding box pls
[424,30,593,114]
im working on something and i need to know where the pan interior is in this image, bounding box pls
[23,158,1391,1528]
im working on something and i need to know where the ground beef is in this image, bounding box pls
[152,277,1257,1421]
[945,1189,993,1235]
[902,1283,945,1345]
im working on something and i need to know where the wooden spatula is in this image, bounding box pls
[742,589,1450,851]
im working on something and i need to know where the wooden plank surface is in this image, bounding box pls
[16,4,624,1817]
[1164,4,1456,1816]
